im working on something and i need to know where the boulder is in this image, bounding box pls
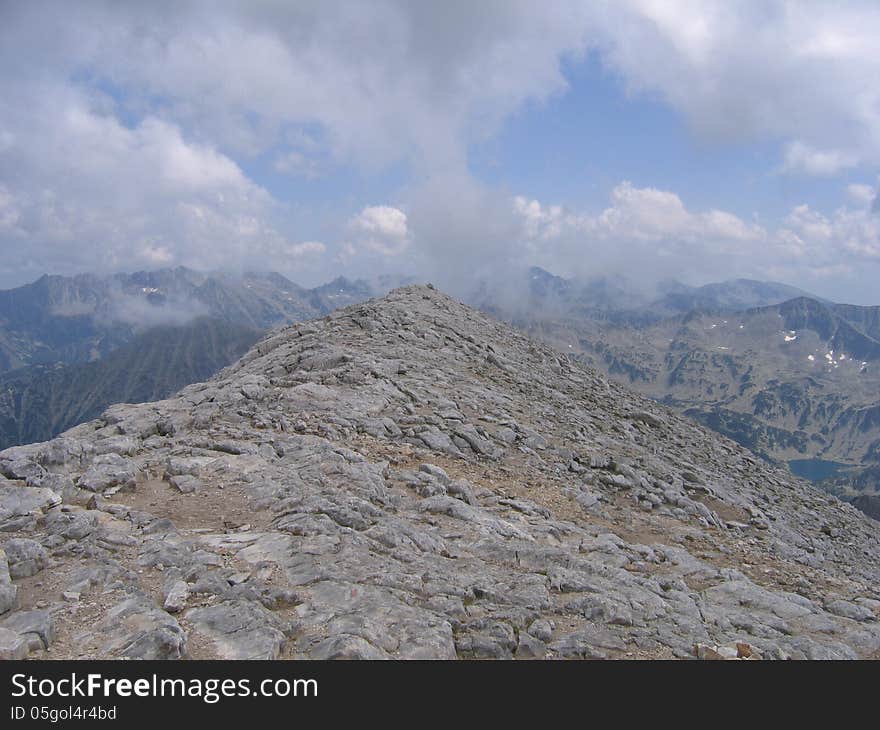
[3,539,49,578]
[0,627,29,659]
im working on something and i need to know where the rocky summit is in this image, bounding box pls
[2,285,880,661]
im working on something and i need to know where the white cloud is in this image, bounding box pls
[140,244,174,265]
[0,70,291,283]
[783,203,880,260]
[0,185,22,234]
[285,241,326,258]
[514,197,571,241]
[350,205,410,256]
[587,2,880,172]
[599,183,693,239]
[273,151,323,179]
[783,204,833,244]
[516,182,765,255]
[0,2,593,285]
[510,181,880,288]
[336,242,358,265]
[847,183,876,205]
[8,2,589,173]
[782,142,857,177]
[34,2,868,180]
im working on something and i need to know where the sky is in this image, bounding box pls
[1,1,880,303]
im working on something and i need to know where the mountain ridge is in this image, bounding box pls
[1,284,879,660]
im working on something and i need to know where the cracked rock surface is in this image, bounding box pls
[1,285,880,659]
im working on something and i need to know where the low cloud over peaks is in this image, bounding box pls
[100,292,210,330]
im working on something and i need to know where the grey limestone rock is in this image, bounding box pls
[0,549,18,615]
[1,609,56,651]
[163,579,190,614]
[90,596,187,660]
[0,627,29,659]
[185,600,286,660]
[3,539,48,578]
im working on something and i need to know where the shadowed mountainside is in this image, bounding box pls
[0,318,262,450]
[0,268,382,374]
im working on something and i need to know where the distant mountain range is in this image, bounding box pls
[472,268,880,516]
[564,295,880,468]
[0,318,262,449]
[643,279,821,320]
[0,268,403,373]
[472,266,814,324]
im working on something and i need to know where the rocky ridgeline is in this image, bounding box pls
[1,285,880,660]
